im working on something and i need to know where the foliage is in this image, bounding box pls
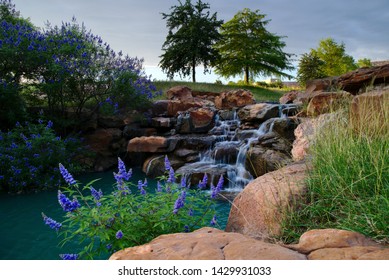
[0,80,26,129]
[280,107,389,244]
[296,52,326,86]
[159,0,223,83]
[43,157,221,259]
[213,8,294,84]
[0,119,85,193]
[357,58,372,68]
[0,1,160,131]
[152,80,284,102]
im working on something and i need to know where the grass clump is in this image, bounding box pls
[153,81,284,102]
[281,99,389,244]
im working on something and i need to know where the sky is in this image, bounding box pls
[11,0,389,83]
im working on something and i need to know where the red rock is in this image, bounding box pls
[237,103,279,123]
[189,107,214,129]
[215,89,255,109]
[308,246,384,260]
[226,162,308,239]
[279,90,300,104]
[109,227,306,260]
[166,86,193,101]
[127,136,168,153]
[286,229,379,254]
[306,92,352,116]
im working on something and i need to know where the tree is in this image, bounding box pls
[296,52,326,86]
[159,0,223,83]
[357,58,372,68]
[311,38,357,77]
[213,8,293,84]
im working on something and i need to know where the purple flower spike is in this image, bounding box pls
[59,163,76,185]
[173,190,186,214]
[58,190,80,212]
[164,155,171,171]
[210,215,217,226]
[116,230,123,239]
[156,181,162,192]
[198,173,208,189]
[167,167,175,183]
[42,213,62,231]
[59,254,78,260]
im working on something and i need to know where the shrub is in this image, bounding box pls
[0,119,85,193]
[280,108,389,243]
[42,157,222,259]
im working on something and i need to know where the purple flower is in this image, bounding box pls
[210,215,217,226]
[184,225,190,232]
[167,167,175,183]
[59,254,78,260]
[173,190,186,214]
[42,213,62,231]
[46,120,53,129]
[211,175,224,199]
[198,173,208,189]
[164,155,171,171]
[91,187,103,206]
[58,190,80,212]
[114,158,132,186]
[115,230,123,239]
[180,177,187,188]
[156,181,162,192]
[59,163,77,185]
[188,208,194,216]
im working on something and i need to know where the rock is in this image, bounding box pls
[238,103,280,124]
[261,117,299,141]
[123,124,157,140]
[279,90,300,104]
[166,86,193,101]
[97,115,126,128]
[167,99,213,117]
[285,229,379,254]
[109,227,307,260]
[291,117,321,161]
[176,162,231,187]
[212,142,239,164]
[306,64,389,95]
[127,136,169,153]
[257,132,292,152]
[151,117,175,129]
[215,89,255,109]
[350,89,389,136]
[151,100,169,116]
[142,155,185,178]
[226,162,308,239]
[189,107,215,130]
[245,146,292,178]
[308,246,385,260]
[306,92,352,116]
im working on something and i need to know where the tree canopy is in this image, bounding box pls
[213,8,293,84]
[297,38,358,86]
[159,0,223,83]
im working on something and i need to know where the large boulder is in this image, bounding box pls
[109,227,306,260]
[306,64,389,95]
[279,90,300,104]
[245,146,292,178]
[284,229,388,260]
[127,136,173,153]
[350,89,389,136]
[226,162,308,239]
[306,92,352,116]
[215,89,255,109]
[166,86,193,101]
[176,107,215,134]
[238,103,280,125]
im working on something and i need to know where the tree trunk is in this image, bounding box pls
[244,65,249,84]
[192,59,196,83]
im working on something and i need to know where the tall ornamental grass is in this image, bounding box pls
[281,97,388,244]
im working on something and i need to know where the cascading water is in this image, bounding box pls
[177,109,278,191]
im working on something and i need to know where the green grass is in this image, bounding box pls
[280,104,389,244]
[153,81,284,102]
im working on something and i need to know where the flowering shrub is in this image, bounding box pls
[0,119,85,192]
[43,157,222,260]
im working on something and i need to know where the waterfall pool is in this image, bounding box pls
[0,168,231,260]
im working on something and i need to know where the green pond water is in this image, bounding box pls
[0,168,231,260]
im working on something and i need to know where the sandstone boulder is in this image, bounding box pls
[238,103,279,124]
[279,90,300,104]
[226,162,308,239]
[109,227,306,260]
[166,86,193,101]
[308,246,387,260]
[306,92,352,116]
[127,136,170,153]
[285,229,380,255]
[215,89,255,109]
[350,89,389,135]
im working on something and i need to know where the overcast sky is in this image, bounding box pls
[11,0,389,82]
